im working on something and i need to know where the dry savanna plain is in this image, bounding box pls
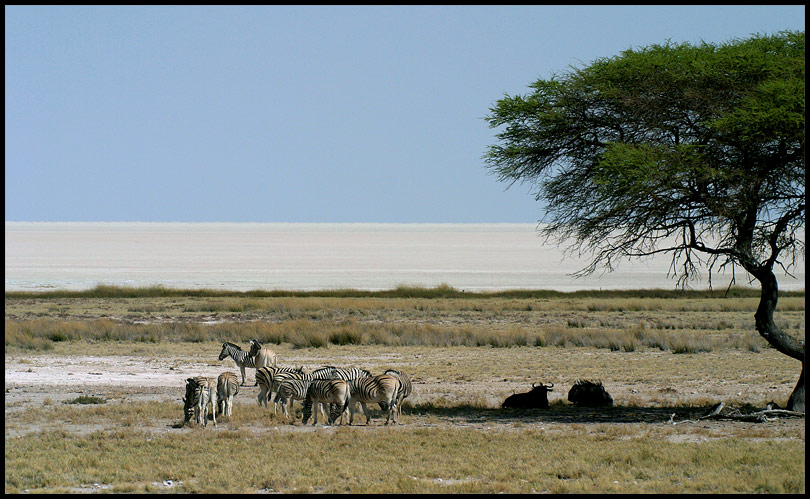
[4,285,806,493]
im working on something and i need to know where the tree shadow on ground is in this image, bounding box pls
[404,403,714,425]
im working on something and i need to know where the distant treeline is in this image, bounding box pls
[4,283,804,300]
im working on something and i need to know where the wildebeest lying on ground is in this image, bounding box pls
[501,382,554,409]
[567,379,613,407]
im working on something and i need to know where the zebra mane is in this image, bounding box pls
[223,341,243,350]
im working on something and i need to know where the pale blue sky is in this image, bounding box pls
[5,5,805,222]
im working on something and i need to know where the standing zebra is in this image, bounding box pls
[380,369,412,418]
[273,377,313,422]
[217,371,240,417]
[183,376,217,427]
[249,339,277,369]
[256,366,305,410]
[301,379,351,426]
[218,341,269,386]
[311,366,372,381]
[347,374,400,426]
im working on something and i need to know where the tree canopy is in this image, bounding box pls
[484,31,805,410]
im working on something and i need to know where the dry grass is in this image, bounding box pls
[4,287,805,493]
[5,424,804,493]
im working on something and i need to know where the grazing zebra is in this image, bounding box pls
[308,366,373,417]
[273,377,314,422]
[217,371,240,417]
[347,374,399,426]
[255,366,305,410]
[183,376,217,427]
[249,339,277,369]
[301,379,351,426]
[379,369,412,417]
[218,341,269,386]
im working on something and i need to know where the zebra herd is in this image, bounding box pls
[183,339,412,428]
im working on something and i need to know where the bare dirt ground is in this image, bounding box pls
[5,351,804,444]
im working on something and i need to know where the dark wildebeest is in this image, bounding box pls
[567,380,613,407]
[501,382,554,409]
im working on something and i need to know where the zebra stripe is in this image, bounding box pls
[381,369,412,417]
[218,342,256,386]
[273,378,313,421]
[302,379,350,426]
[183,376,217,427]
[256,366,305,410]
[310,366,372,380]
[347,374,399,425]
[217,371,240,417]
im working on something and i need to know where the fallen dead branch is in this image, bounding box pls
[669,402,805,425]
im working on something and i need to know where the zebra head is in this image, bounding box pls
[182,378,196,423]
[248,339,261,356]
[219,342,239,361]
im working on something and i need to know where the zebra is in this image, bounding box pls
[347,374,400,426]
[307,366,373,417]
[183,376,217,427]
[301,379,351,426]
[273,377,314,422]
[311,366,372,381]
[217,371,240,417]
[249,339,277,369]
[218,341,271,386]
[255,366,305,410]
[379,369,412,418]
[267,369,332,415]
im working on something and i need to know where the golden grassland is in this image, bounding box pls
[6,425,804,493]
[4,285,806,493]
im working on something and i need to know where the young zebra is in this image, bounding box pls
[218,341,273,386]
[216,371,240,417]
[347,374,400,426]
[273,377,313,422]
[255,366,305,410]
[379,369,412,418]
[183,376,217,427]
[301,379,351,426]
[248,339,277,369]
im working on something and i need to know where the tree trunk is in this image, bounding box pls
[753,268,805,413]
[786,363,805,413]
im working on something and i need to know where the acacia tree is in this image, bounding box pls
[484,31,805,411]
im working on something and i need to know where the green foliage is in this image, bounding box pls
[484,31,805,288]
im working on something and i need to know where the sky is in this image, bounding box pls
[5,5,806,223]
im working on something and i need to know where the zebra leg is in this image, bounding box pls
[210,391,217,427]
[257,386,267,408]
[197,390,207,426]
[361,402,371,425]
[279,395,287,421]
[339,394,350,425]
[240,366,247,386]
[386,400,397,425]
[281,397,295,422]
